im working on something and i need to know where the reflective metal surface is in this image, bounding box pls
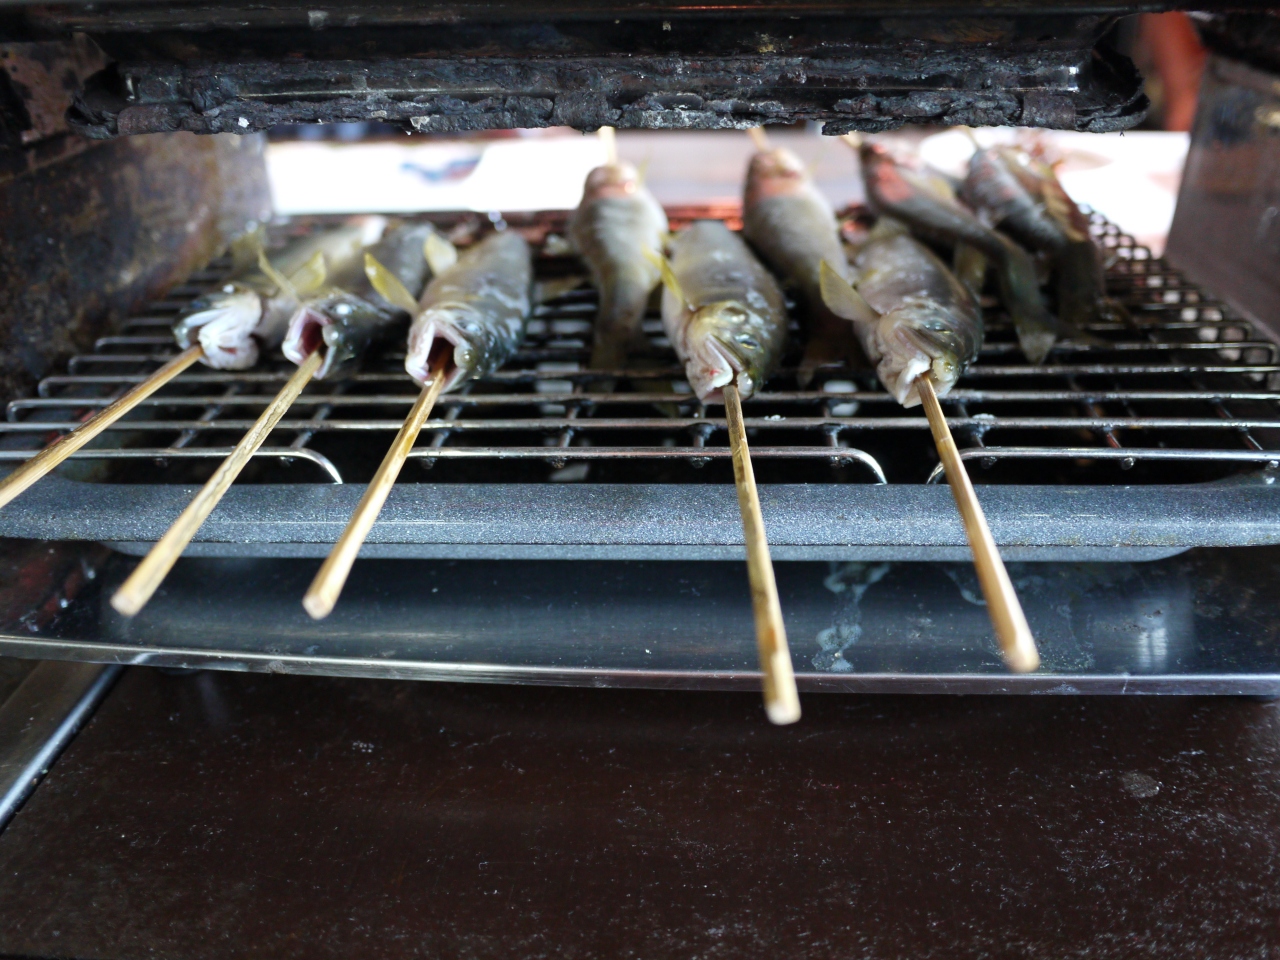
[0,660,119,832]
[0,544,1278,694]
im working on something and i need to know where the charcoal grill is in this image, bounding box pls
[0,207,1276,565]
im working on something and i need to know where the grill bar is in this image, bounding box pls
[0,209,1276,557]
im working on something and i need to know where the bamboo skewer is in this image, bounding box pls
[111,349,324,617]
[916,374,1040,673]
[747,125,772,152]
[0,344,205,511]
[303,353,449,620]
[723,380,801,725]
[598,125,618,166]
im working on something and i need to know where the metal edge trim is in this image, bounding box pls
[0,639,1274,697]
[0,662,122,834]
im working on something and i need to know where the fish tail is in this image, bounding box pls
[591,274,656,370]
[173,289,263,370]
[992,238,1060,364]
[798,306,867,387]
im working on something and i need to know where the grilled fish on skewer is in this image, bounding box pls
[656,220,788,403]
[742,146,863,386]
[961,142,1127,330]
[283,222,436,380]
[404,230,533,392]
[858,141,1060,364]
[820,218,982,408]
[175,218,385,370]
[569,162,668,368]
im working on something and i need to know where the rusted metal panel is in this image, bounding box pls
[0,131,271,401]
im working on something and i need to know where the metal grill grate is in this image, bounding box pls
[4,208,1279,490]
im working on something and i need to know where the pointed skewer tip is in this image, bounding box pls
[302,353,450,620]
[111,348,322,618]
[915,373,1040,675]
[747,125,771,152]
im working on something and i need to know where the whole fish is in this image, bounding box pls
[859,142,1059,364]
[820,218,983,408]
[741,146,864,385]
[657,220,788,402]
[282,222,436,380]
[569,162,669,369]
[404,230,533,392]
[175,218,385,370]
[962,143,1127,330]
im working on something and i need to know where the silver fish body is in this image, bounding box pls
[175,219,383,370]
[569,163,668,369]
[283,222,436,380]
[662,220,788,402]
[742,147,862,384]
[964,145,1124,332]
[405,231,533,392]
[859,143,1059,364]
[848,221,983,407]
[961,146,1071,253]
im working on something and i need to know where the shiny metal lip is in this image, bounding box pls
[2,638,1278,696]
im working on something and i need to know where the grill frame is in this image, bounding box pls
[0,207,1277,561]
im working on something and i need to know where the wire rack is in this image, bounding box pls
[3,207,1279,489]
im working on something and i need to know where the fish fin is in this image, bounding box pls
[534,274,587,304]
[953,243,988,299]
[644,249,687,310]
[257,248,300,302]
[229,224,267,275]
[287,251,329,297]
[1101,297,1134,329]
[819,260,877,323]
[364,253,420,314]
[424,232,458,276]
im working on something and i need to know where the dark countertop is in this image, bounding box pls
[0,668,1277,959]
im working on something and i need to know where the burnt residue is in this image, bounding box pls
[68,40,1148,138]
[0,131,270,401]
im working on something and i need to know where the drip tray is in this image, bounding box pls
[2,544,1279,694]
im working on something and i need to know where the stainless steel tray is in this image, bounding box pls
[0,540,1277,695]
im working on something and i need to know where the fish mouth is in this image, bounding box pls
[283,305,338,380]
[173,288,263,370]
[404,308,469,392]
[873,301,972,408]
[682,332,752,404]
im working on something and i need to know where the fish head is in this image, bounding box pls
[581,162,643,202]
[284,292,389,380]
[405,300,510,392]
[744,147,808,205]
[859,142,919,210]
[875,296,980,406]
[682,300,775,402]
[173,283,263,370]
